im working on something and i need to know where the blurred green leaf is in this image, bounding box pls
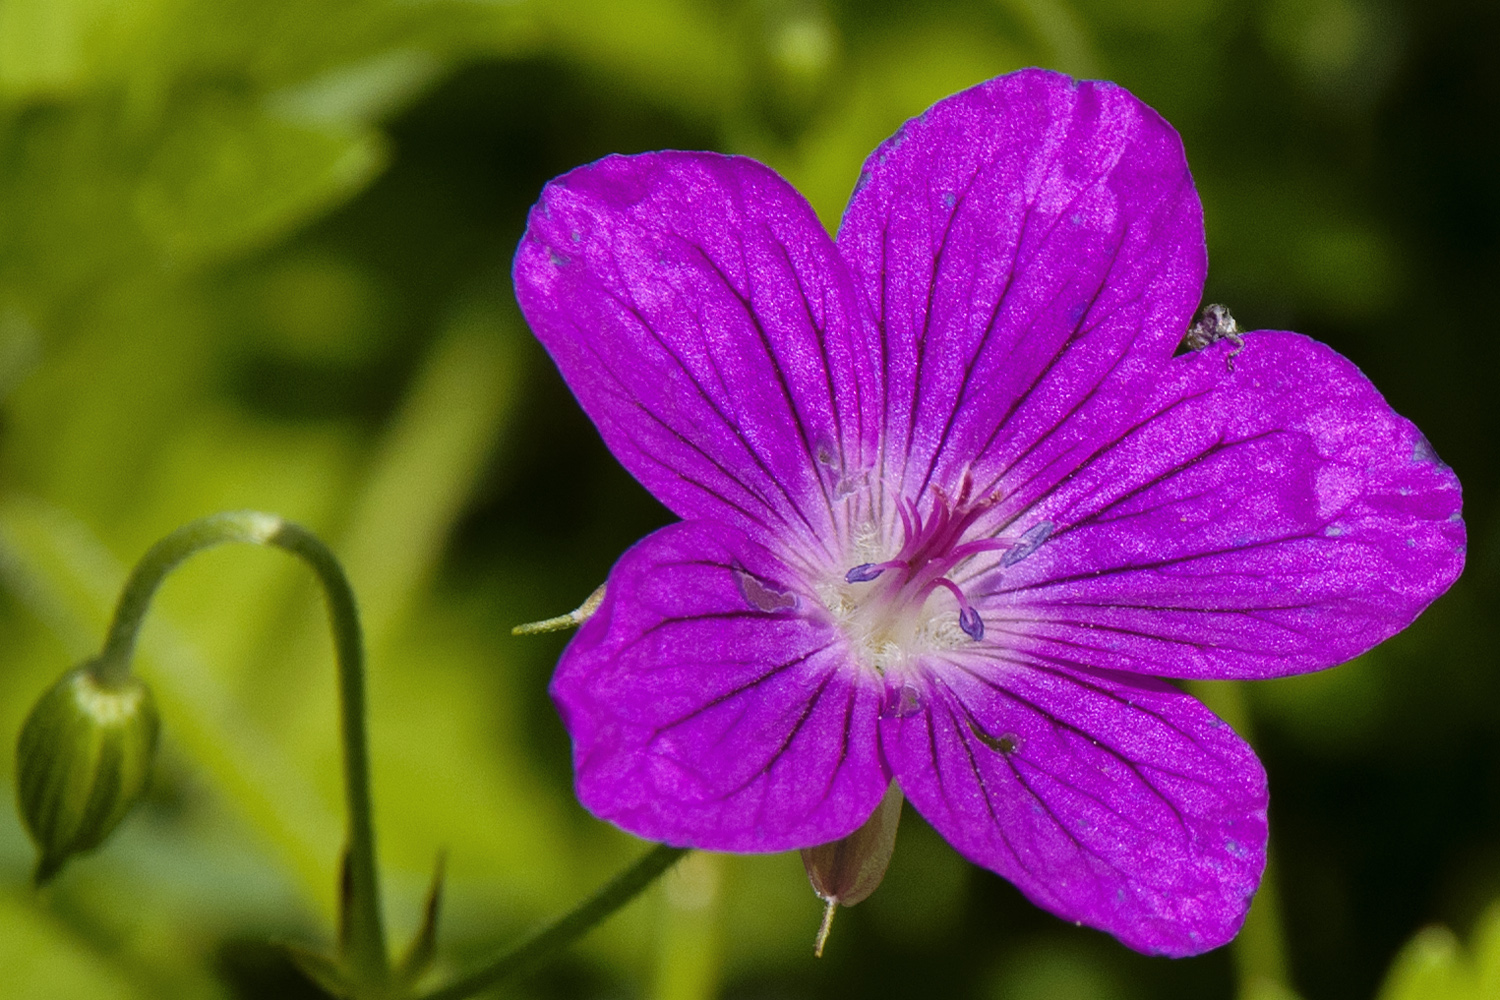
[1378,927,1469,1000]
[983,938,1136,1000]
[133,95,386,264]
[1377,905,1500,1000]
[0,891,148,1000]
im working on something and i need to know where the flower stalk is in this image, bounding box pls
[70,511,388,990]
[1188,680,1296,1000]
[16,511,694,999]
[417,843,688,1000]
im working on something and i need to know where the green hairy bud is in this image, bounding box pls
[801,782,904,957]
[15,662,160,884]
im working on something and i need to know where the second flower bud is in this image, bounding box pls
[15,660,160,884]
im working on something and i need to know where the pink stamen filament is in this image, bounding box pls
[948,537,1013,562]
[925,577,984,640]
[845,480,1004,642]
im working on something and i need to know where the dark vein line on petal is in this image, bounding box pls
[967,650,1242,775]
[1043,429,1291,544]
[990,723,1163,840]
[961,280,1122,513]
[693,242,840,540]
[602,274,831,558]
[982,618,1295,661]
[616,402,790,534]
[911,174,1029,501]
[972,380,1217,545]
[875,216,894,534]
[586,289,797,531]
[772,237,851,547]
[962,176,1189,525]
[649,642,838,733]
[952,159,1138,507]
[1001,597,1328,614]
[699,667,840,805]
[900,168,984,497]
[690,246,838,556]
[982,530,1327,597]
[929,683,1040,888]
[964,241,1135,513]
[1001,748,1141,895]
[818,683,861,806]
[564,312,790,536]
[945,659,1198,835]
[1075,483,1224,527]
[948,659,1194,851]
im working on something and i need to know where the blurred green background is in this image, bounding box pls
[0,0,1496,998]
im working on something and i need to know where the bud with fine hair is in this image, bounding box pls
[801,782,904,956]
[15,662,160,884]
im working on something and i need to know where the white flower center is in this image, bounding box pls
[822,476,1011,675]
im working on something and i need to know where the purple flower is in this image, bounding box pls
[513,69,1465,956]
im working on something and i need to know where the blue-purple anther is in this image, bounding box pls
[836,477,1008,645]
[845,563,888,584]
[957,606,985,642]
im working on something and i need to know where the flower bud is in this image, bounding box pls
[801,782,903,956]
[15,662,160,884]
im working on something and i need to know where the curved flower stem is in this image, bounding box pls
[95,511,389,990]
[417,844,689,1000]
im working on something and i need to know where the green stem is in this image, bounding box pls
[1186,680,1294,1000]
[418,844,689,1000]
[97,511,389,989]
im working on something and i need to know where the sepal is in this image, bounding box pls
[392,852,446,991]
[283,943,356,999]
[801,781,903,955]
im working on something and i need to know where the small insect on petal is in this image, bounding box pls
[966,716,1020,755]
[1182,303,1245,370]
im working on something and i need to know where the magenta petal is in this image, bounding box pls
[515,68,1467,954]
[837,69,1205,502]
[515,152,878,559]
[972,332,1466,679]
[554,520,888,851]
[883,653,1266,956]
